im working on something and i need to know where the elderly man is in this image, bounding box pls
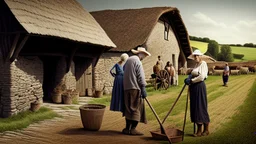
[122,47,151,135]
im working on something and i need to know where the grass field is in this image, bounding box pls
[89,74,256,143]
[189,40,208,53]
[0,107,60,132]
[190,40,256,61]
[230,46,256,61]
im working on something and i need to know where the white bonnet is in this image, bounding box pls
[120,53,129,61]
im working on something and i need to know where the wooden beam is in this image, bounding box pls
[10,35,29,62]
[74,53,98,58]
[20,52,68,57]
[66,47,78,72]
[6,33,20,62]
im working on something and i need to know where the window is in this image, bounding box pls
[164,21,169,40]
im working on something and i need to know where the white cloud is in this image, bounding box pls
[186,12,256,44]
[191,12,227,29]
[237,20,256,28]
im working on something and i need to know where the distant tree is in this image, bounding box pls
[236,44,242,47]
[206,40,219,59]
[218,45,234,62]
[244,43,254,47]
[202,37,210,43]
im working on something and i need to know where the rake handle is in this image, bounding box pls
[145,98,172,144]
[162,84,186,124]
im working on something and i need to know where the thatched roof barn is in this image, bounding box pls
[4,0,115,47]
[90,7,192,93]
[91,7,191,57]
[0,0,115,117]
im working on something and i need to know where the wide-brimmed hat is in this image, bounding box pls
[131,47,151,56]
[188,49,203,59]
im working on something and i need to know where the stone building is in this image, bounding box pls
[91,7,192,94]
[0,0,115,117]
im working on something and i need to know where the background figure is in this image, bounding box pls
[109,53,129,112]
[184,50,210,137]
[122,47,150,136]
[164,61,171,84]
[170,63,176,85]
[151,61,161,78]
[164,61,175,86]
[157,55,164,70]
[222,63,230,87]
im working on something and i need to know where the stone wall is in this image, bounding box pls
[64,61,76,90]
[0,56,43,117]
[54,57,76,89]
[0,55,76,117]
[94,53,121,94]
[144,20,180,85]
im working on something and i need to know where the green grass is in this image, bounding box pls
[190,40,256,61]
[0,107,60,132]
[88,94,112,106]
[230,46,256,61]
[190,40,208,54]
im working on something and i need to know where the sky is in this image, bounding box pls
[77,0,256,44]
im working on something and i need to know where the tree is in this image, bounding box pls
[217,45,234,62]
[244,43,254,47]
[206,40,219,59]
[202,37,210,43]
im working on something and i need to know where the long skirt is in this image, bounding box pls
[189,81,210,123]
[110,75,124,112]
[123,89,147,124]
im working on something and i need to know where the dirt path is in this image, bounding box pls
[0,75,255,144]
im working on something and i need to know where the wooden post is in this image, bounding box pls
[66,47,78,72]
[6,33,20,62]
[10,35,29,63]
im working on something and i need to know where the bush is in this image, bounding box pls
[218,45,234,62]
[206,40,219,59]
[233,53,244,59]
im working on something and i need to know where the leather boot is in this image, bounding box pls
[193,123,202,137]
[122,119,131,135]
[202,123,210,136]
[130,120,143,135]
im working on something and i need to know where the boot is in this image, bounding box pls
[193,123,202,137]
[130,120,143,135]
[202,123,210,136]
[122,119,131,135]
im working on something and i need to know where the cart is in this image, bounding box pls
[154,70,170,90]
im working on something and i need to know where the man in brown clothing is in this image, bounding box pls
[122,47,151,135]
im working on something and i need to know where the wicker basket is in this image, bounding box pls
[79,104,106,131]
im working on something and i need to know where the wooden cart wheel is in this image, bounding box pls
[154,70,170,90]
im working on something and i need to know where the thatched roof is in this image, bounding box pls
[4,0,116,48]
[91,7,192,57]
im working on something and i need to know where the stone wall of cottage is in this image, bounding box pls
[0,55,76,117]
[0,56,43,117]
[144,20,180,85]
[94,53,121,94]
[55,57,76,91]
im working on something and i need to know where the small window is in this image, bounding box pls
[164,21,169,40]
